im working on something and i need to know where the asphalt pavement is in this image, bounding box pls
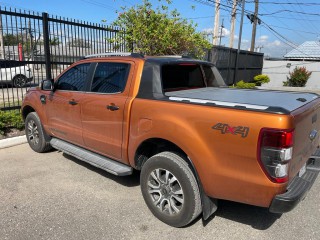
[1,143,319,240]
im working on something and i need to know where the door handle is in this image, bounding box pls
[69,100,78,105]
[107,104,120,111]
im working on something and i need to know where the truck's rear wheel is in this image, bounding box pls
[25,112,52,153]
[140,152,201,227]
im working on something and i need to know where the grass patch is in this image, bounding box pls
[0,110,24,135]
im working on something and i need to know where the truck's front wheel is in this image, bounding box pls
[140,152,201,227]
[25,112,52,153]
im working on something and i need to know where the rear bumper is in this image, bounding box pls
[269,157,320,213]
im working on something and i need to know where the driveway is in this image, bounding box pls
[1,144,319,240]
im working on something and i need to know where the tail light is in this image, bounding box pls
[258,128,294,183]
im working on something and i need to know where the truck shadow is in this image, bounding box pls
[202,200,282,230]
[62,152,280,229]
[62,152,140,187]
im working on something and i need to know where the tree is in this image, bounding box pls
[109,0,211,58]
[3,33,34,59]
[49,37,60,46]
[3,34,23,46]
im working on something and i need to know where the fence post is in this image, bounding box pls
[42,12,52,80]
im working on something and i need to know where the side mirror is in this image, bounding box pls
[41,79,54,91]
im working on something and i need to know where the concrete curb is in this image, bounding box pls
[0,135,27,149]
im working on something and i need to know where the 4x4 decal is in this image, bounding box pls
[212,123,249,138]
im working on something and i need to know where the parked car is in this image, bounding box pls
[0,60,33,87]
[21,53,320,227]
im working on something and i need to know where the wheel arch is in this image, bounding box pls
[21,105,35,121]
[134,138,187,169]
[134,137,218,220]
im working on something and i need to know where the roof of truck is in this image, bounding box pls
[82,52,211,64]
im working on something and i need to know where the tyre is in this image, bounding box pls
[25,112,52,153]
[13,75,27,88]
[140,152,202,227]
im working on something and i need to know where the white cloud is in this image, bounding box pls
[202,28,213,34]
[222,28,230,37]
[202,29,288,57]
[269,40,281,46]
[259,35,269,42]
[202,27,230,37]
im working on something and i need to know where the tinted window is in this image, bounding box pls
[56,63,90,91]
[91,62,130,94]
[161,64,205,92]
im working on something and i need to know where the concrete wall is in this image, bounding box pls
[262,60,320,89]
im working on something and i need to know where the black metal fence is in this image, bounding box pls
[0,7,265,111]
[206,46,264,85]
[0,7,126,110]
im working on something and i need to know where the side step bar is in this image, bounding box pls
[50,138,133,176]
[311,148,320,159]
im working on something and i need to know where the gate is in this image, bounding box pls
[0,7,126,110]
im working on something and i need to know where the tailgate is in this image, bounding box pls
[290,97,320,180]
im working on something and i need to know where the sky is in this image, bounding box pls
[1,0,320,58]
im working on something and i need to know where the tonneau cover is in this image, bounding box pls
[166,87,319,114]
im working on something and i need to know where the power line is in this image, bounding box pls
[259,9,320,16]
[262,15,320,21]
[272,0,312,41]
[248,1,320,5]
[292,0,320,34]
[268,24,318,35]
[261,20,320,59]
[261,23,298,48]
[79,0,116,10]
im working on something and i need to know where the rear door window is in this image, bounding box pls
[90,62,130,94]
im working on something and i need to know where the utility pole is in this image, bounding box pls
[233,0,245,85]
[21,21,34,60]
[28,20,34,60]
[213,0,220,45]
[219,19,224,46]
[229,0,237,48]
[250,0,259,52]
[0,14,4,59]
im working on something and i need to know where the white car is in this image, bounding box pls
[0,60,33,87]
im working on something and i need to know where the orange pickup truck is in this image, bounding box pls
[22,53,320,227]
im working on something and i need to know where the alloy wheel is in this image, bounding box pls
[147,168,184,215]
[27,119,39,146]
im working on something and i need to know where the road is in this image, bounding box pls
[1,143,319,240]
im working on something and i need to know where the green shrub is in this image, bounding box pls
[109,0,211,58]
[253,74,270,86]
[0,110,24,135]
[234,80,256,89]
[283,66,312,87]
